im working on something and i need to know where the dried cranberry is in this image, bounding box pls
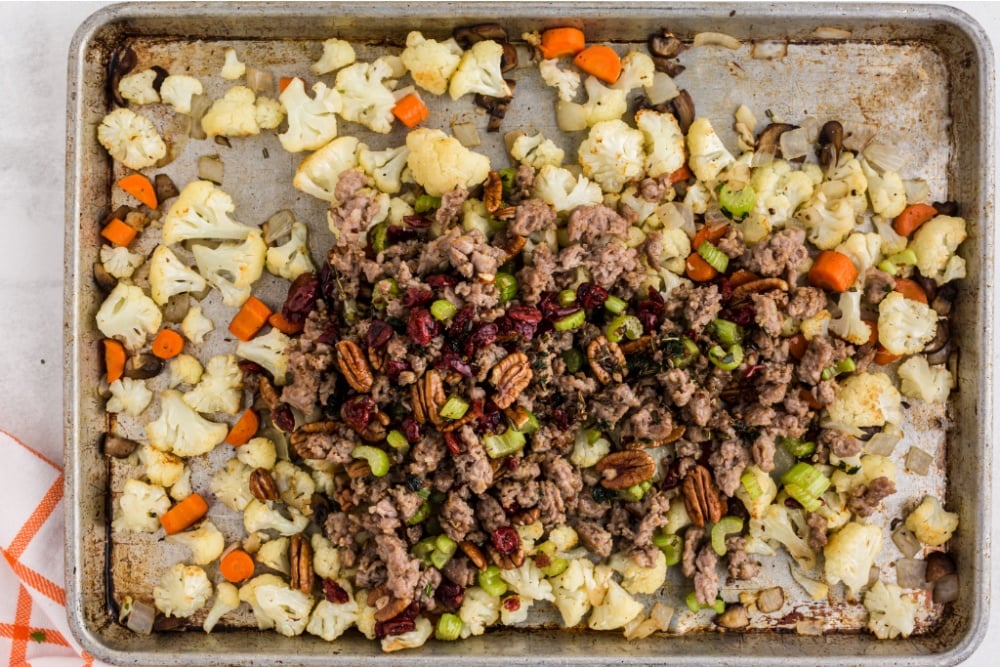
[503,596,521,612]
[660,461,682,490]
[476,399,505,434]
[366,319,394,349]
[315,318,339,346]
[468,321,498,351]
[282,272,319,323]
[400,601,421,620]
[506,306,543,324]
[784,497,804,510]
[402,416,421,443]
[444,432,462,456]
[504,455,520,471]
[272,404,295,432]
[727,303,756,327]
[375,618,416,638]
[237,359,265,375]
[402,214,432,228]
[446,305,477,341]
[551,407,572,430]
[385,359,410,381]
[637,286,666,333]
[537,291,578,321]
[533,553,551,569]
[491,526,520,555]
[637,310,659,334]
[718,275,735,302]
[407,307,439,345]
[318,261,338,302]
[426,273,458,289]
[435,351,474,377]
[577,282,609,309]
[386,225,422,243]
[402,288,433,307]
[322,579,350,604]
[436,581,465,611]
[342,395,375,432]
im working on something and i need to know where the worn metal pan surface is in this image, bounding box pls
[65,2,993,665]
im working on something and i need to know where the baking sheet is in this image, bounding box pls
[65,3,994,665]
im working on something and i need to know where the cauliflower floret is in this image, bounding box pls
[265,221,315,281]
[165,520,225,565]
[97,107,166,171]
[459,587,501,638]
[202,582,240,634]
[829,290,872,345]
[735,464,779,519]
[311,37,357,75]
[95,282,162,350]
[635,109,685,179]
[539,58,581,102]
[500,560,555,602]
[796,189,857,250]
[861,159,907,218]
[550,558,595,627]
[238,574,286,630]
[821,153,869,214]
[220,48,245,79]
[307,590,359,641]
[278,78,342,153]
[500,594,532,625]
[547,525,579,553]
[160,75,204,114]
[162,181,255,244]
[256,536,291,574]
[139,444,184,487]
[827,371,903,429]
[400,31,463,95]
[588,579,644,631]
[293,135,361,202]
[875,218,909,256]
[909,215,967,285]
[112,478,170,533]
[100,244,145,280]
[304,459,336,497]
[146,389,228,457]
[905,495,959,547]
[897,355,955,404]
[864,580,918,639]
[800,309,832,341]
[611,51,655,92]
[824,522,882,598]
[181,306,214,345]
[739,160,815,244]
[686,117,735,183]
[334,60,398,134]
[533,164,603,213]
[183,354,242,415]
[877,291,938,357]
[254,583,314,637]
[789,563,830,601]
[449,40,511,100]
[581,76,628,126]
[169,467,192,501]
[683,180,711,215]
[510,132,565,170]
[312,534,341,580]
[358,144,410,195]
[619,186,660,224]
[381,616,434,652]
[237,437,278,470]
[201,86,260,138]
[211,457,254,512]
[255,97,285,130]
[192,230,267,307]
[405,127,491,197]
[609,549,667,595]
[273,460,317,515]
[154,563,212,618]
[107,377,153,417]
[149,245,208,306]
[749,502,816,571]
[119,68,160,105]
[831,454,897,494]
[243,498,309,536]
[236,327,290,385]
[835,232,883,278]
[578,119,645,194]
[169,354,204,388]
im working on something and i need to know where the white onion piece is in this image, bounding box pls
[556,100,587,133]
[864,142,908,173]
[263,209,295,245]
[800,116,822,144]
[904,179,931,204]
[126,599,156,635]
[645,71,679,105]
[245,67,273,94]
[188,93,212,140]
[892,526,923,558]
[451,121,481,148]
[813,26,852,39]
[704,206,730,227]
[751,150,775,168]
[197,155,224,185]
[842,121,877,152]
[693,31,742,50]
[933,573,960,604]
[392,85,416,102]
[905,446,934,476]
[779,127,810,160]
[865,424,902,456]
[751,40,787,60]
[656,202,695,237]
[896,558,928,589]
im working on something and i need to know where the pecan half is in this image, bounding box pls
[258,375,281,411]
[493,205,517,220]
[459,540,488,570]
[587,335,628,385]
[512,506,541,526]
[439,400,483,433]
[249,467,279,501]
[371,584,413,622]
[359,410,391,442]
[626,425,686,449]
[682,464,724,528]
[619,336,653,355]
[594,450,656,490]
[289,533,314,594]
[732,277,789,301]
[336,340,374,393]
[504,233,526,261]
[489,544,526,570]
[489,351,532,409]
[345,459,372,479]
[412,369,447,425]
[484,170,503,213]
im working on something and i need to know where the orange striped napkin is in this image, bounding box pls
[0,430,108,667]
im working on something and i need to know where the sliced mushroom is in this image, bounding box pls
[669,89,695,133]
[150,65,169,93]
[154,174,180,204]
[715,603,749,629]
[755,123,798,158]
[93,262,118,292]
[123,353,164,380]
[649,30,686,58]
[931,284,957,317]
[453,23,508,49]
[819,120,844,170]
[651,56,686,77]
[925,551,957,584]
[161,293,190,324]
[933,200,959,216]
[500,43,518,73]
[107,44,137,107]
[103,434,139,458]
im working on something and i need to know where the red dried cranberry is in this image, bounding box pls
[282,272,319,323]
[446,305,477,341]
[533,553,551,569]
[718,276,735,302]
[469,321,498,348]
[237,359,265,375]
[577,282,609,309]
[504,455,520,471]
[401,416,422,443]
[272,404,295,432]
[506,306,543,324]
[407,307,439,345]
[385,359,410,381]
[426,274,458,289]
[386,225,422,243]
[366,319,394,349]
[637,286,666,333]
[537,292,579,321]
[322,579,350,604]
[491,526,520,555]
[551,407,572,430]
[435,581,465,611]
[637,310,659,334]
[375,618,416,639]
[400,601,421,620]
[342,395,375,432]
[660,461,682,490]
[402,288,434,307]
[727,304,756,327]
[435,351,474,377]
[503,596,521,612]
[318,261,337,302]
[402,214,432,228]
[784,497,804,510]
[444,431,462,456]
[476,399,504,434]
[316,318,339,346]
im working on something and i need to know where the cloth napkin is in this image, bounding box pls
[0,430,109,667]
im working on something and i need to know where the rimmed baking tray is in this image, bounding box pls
[65,2,994,664]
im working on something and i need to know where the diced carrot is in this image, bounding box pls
[151,329,185,360]
[798,387,823,411]
[539,27,586,59]
[807,250,858,293]
[268,311,304,335]
[668,164,693,183]
[892,203,938,237]
[893,277,929,304]
[219,548,255,583]
[228,296,272,342]
[279,76,296,93]
[225,409,259,447]
[100,218,137,247]
[116,173,158,209]
[862,318,879,346]
[685,253,718,282]
[160,493,209,535]
[102,338,127,384]
[787,333,808,361]
[874,345,902,365]
[572,44,622,84]
[692,221,730,251]
[729,269,760,288]
[391,92,429,129]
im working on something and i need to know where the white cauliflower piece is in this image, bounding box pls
[510,132,565,170]
[256,537,290,574]
[307,594,359,641]
[97,107,166,171]
[107,377,153,417]
[821,153,869,214]
[183,354,242,415]
[449,40,511,100]
[273,460,317,515]
[831,454,897,494]
[533,164,603,213]
[381,616,433,652]
[119,69,160,105]
[500,560,555,602]
[749,502,816,571]
[100,244,144,280]
[875,218,910,256]
[609,549,667,595]
[400,31,463,95]
[800,309,832,340]
[139,444,184,487]
[95,282,162,350]
[278,78,342,153]
[740,160,815,244]
[877,291,938,357]
[539,58,581,101]
[835,232,883,277]
[735,464,779,519]
[405,127,490,197]
[165,520,225,565]
[905,496,959,547]
[160,75,204,114]
[796,189,857,250]
[145,389,228,457]
[459,587,501,638]
[581,76,628,126]
[500,595,532,625]
[311,38,356,75]
[293,135,361,202]
[829,290,872,345]
[192,230,267,307]
[578,119,645,193]
[254,583,314,637]
[861,159,907,218]
[635,109,685,179]
[827,371,903,429]
[547,525,579,553]
[612,51,655,92]
[162,180,255,244]
[897,355,954,404]
[358,144,410,195]
[169,467,192,501]
[243,498,309,536]
[824,522,883,598]
[203,582,240,633]
[550,558,595,627]
[149,245,208,306]
[181,306,214,345]
[864,580,918,639]
[238,574,286,630]
[311,534,341,580]
[237,437,278,470]
[909,215,967,285]
[266,221,315,280]
[254,97,285,130]
[588,579,644,631]
[201,86,259,138]
[211,457,253,512]
[789,563,830,601]
[334,60,398,134]
[154,563,212,618]
[168,354,203,388]
[112,478,170,533]
[305,459,336,497]
[221,48,246,79]
[686,117,735,183]
[236,327,290,385]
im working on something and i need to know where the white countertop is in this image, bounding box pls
[1,1,994,663]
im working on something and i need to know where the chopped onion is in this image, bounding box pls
[704,206,730,227]
[905,446,934,476]
[895,557,927,589]
[645,71,679,105]
[842,120,876,152]
[933,573,960,604]
[451,121,481,148]
[813,26,852,40]
[656,202,695,237]
[863,142,907,173]
[245,66,274,94]
[263,209,295,245]
[197,155,225,184]
[392,85,416,102]
[556,100,587,133]
[904,178,931,203]
[800,116,821,144]
[795,619,824,636]
[864,424,902,456]
[188,93,212,140]
[892,525,923,558]
[751,150,775,168]
[125,599,156,635]
[756,586,785,613]
[778,127,810,160]
[751,40,787,60]
[693,31,742,50]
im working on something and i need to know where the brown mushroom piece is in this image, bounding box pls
[715,603,750,629]
[103,434,139,458]
[755,586,785,613]
[161,293,190,324]
[475,79,516,132]
[925,551,957,583]
[453,23,508,49]
[669,89,695,133]
[500,43,518,73]
[649,30,686,59]
[123,353,164,380]
[931,284,957,317]
[933,200,959,216]
[107,44,137,107]
[755,123,798,159]
[819,120,844,170]
[93,262,118,292]
[154,173,180,204]
[651,56,686,77]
